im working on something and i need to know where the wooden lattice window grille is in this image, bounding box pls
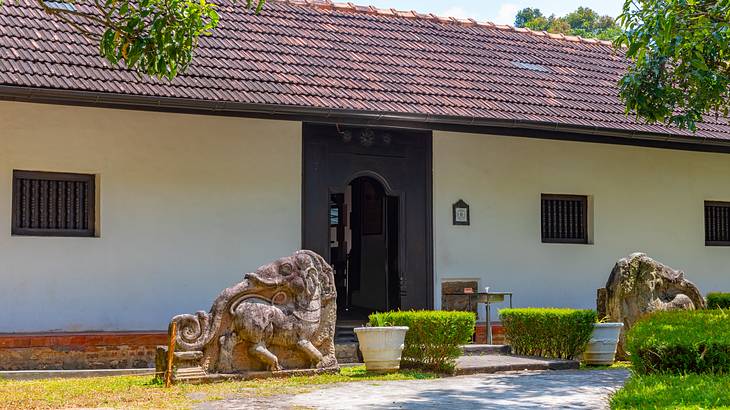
[541,194,588,244]
[705,201,730,246]
[12,170,95,237]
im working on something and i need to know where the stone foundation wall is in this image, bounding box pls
[0,332,167,370]
[0,325,504,370]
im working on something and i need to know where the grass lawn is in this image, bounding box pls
[580,361,632,371]
[0,366,437,409]
[610,373,730,409]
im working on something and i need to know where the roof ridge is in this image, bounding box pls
[272,0,616,47]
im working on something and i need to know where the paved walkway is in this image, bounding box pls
[455,354,577,375]
[198,369,629,409]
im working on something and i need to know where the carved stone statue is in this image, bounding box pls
[598,252,705,358]
[169,250,338,375]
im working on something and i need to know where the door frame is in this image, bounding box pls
[301,123,434,310]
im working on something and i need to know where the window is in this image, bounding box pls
[12,170,95,237]
[511,61,550,73]
[43,1,76,11]
[705,201,730,246]
[541,194,588,244]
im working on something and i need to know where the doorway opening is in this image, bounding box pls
[329,176,400,320]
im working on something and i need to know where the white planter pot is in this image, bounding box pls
[354,326,409,371]
[583,322,624,365]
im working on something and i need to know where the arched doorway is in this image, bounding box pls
[329,176,401,318]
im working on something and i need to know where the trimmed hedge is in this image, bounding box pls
[627,310,730,375]
[499,308,596,360]
[707,292,730,309]
[368,310,476,372]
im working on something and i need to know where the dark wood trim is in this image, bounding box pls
[541,194,589,245]
[302,124,433,310]
[543,238,590,244]
[424,135,434,309]
[12,170,94,182]
[4,86,730,155]
[706,242,730,247]
[705,200,730,207]
[11,170,96,237]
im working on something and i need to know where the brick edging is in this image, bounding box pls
[474,323,505,345]
[0,331,167,349]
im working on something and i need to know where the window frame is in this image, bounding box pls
[11,170,96,237]
[705,200,730,247]
[541,193,589,244]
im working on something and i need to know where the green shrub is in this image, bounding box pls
[627,310,730,374]
[368,310,475,372]
[707,292,730,309]
[499,308,596,360]
[610,373,730,409]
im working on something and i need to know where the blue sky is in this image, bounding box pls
[364,1,624,25]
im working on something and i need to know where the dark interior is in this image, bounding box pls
[329,176,400,320]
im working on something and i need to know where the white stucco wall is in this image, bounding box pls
[434,131,730,319]
[0,101,302,332]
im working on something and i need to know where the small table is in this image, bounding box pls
[477,292,513,345]
[443,291,513,344]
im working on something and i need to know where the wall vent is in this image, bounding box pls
[705,201,730,246]
[541,194,588,244]
[12,170,95,237]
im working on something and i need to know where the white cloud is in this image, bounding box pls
[441,6,469,19]
[493,3,520,25]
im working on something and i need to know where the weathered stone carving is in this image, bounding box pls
[169,250,338,374]
[599,252,705,358]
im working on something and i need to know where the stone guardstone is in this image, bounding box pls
[156,250,338,382]
[598,252,705,359]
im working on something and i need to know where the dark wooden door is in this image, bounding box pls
[302,124,433,310]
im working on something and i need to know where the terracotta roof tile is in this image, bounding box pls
[0,0,728,140]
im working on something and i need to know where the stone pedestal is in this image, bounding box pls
[441,280,479,314]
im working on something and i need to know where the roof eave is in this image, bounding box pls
[1,85,726,153]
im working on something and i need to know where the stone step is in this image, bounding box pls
[335,326,358,343]
[455,355,579,375]
[173,366,208,381]
[462,344,511,356]
[335,342,361,363]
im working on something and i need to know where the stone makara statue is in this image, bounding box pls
[598,252,705,358]
[170,250,338,374]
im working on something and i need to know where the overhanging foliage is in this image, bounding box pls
[616,0,730,130]
[3,0,265,80]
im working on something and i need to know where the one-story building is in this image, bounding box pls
[1,0,730,369]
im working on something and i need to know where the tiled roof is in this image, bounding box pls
[1,0,729,141]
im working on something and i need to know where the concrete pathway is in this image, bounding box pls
[199,369,629,409]
[455,354,577,375]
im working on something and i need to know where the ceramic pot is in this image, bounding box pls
[354,326,409,371]
[583,322,624,365]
